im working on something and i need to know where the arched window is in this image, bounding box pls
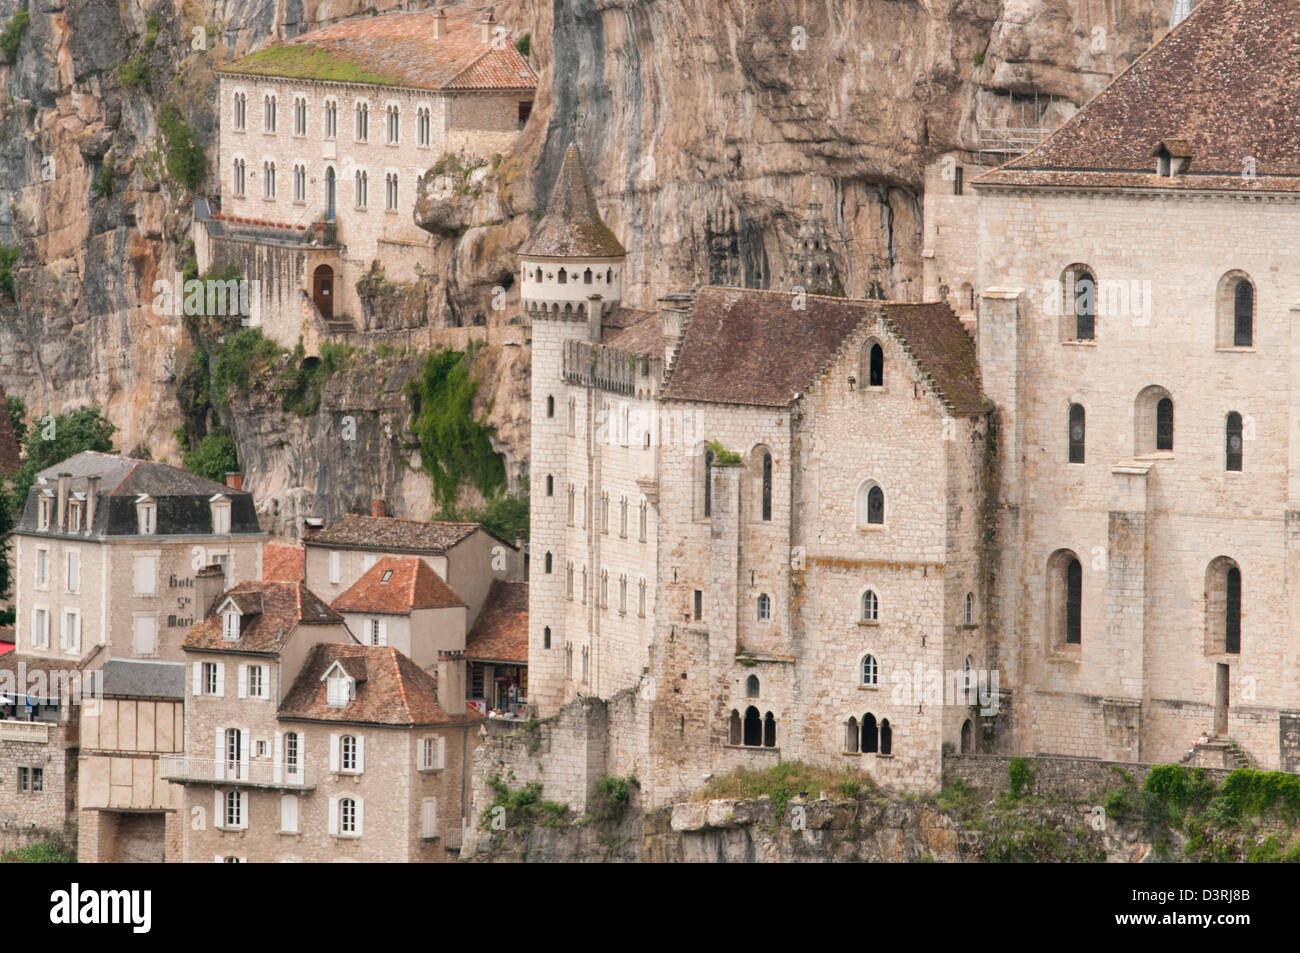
[845,716,860,753]
[1206,557,1242,654]
[746,675,759,698]
[1048,549,1083,649]
[339,796,357,833]
[861,590,879,623]
[546,395,555,418]
[1226,412,1243,471]
[543,626,551,649]
[545,475,553,496]
[743,706,762,746]
[557,268,567,285]
[761,452,772,521]
[856,481,884,527]
[703,448,715,518]
[1134,386,1174,455]
[544,552,552,574]
[1068,403,1085,463]
[869,344,883,387]
[964,592,975,625]
[763,712,777,747]
[1062,264,1096,341]
[861,713,878,754]
[583,268,592,284]
[962,656,974,696]
[729,709,741,745]
[960,719,973,754]
[861,654,878,686]
[756,593,771,621]
[879,719,892,755]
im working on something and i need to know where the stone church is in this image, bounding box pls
[524,0,1300,805]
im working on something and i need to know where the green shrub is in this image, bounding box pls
[435,493,529,543]
[706,439,740,464]
[0,8,30,65]
[589,775,639,821]
[1008,757,1034,798]
[211,327,283,399]
[10,406,117,520]
[0,243,18,299]
[0,841,74,863]
[120,50,149,87]
[1143,764,1191,811]
[156,102,206,190]
[514,33,530,57]
[181,428,238,482]
[92,154,115,198]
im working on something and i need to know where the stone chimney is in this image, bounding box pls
[225,472,243,491]
[302,517,325,538]
[479,11,494,43]
[432,6,446,39]
[85,475,100,532]
[371,499,388,518]
[586,294,604,343]
[196,564,227,619]
[56,473,71,532]
[659,291,695,374]
[436,652,466,715]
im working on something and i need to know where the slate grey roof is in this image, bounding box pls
[98,660,187,700]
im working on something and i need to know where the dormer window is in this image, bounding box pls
[327,674,353,707]
[136,497,157,535]
[222,610,240,642]
[68,499,83,534]
[37,496,51,532]
[210,495,232,535]
[1153,139,1191,178]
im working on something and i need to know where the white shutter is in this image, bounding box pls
[281,794,298,833]
[214,728,225,781]
[329,551,341,584]
[214,790,224,829]
[297,735,306,782]
[329,733,339,773]
[272,732,283,784]
[355,735,365,774]
[377,619,388,647]
[417,737,429,771]
[354,797,364,837]
[214,663,225,697]
[68,552,79,591]
[437,736,446,770]
[192,662,202,696]
[239,792,249,830]
[239,728,250,779]
[421,799,437,838]
[237,664,247,699]
[328,796,339,835]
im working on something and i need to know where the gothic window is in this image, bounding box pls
[584,268,592,284]
[861,654,878,686]
[557,268,567,285]
[232,158,246,197]
[386,104,399,144]
[746,675,759,698]
[861,713,878,753]
[354,169,368,209]
[233,92,246,131]
[964,592,975,625]
[355,101,369,141]
[1157,398,1174,451]
[262,161,276,199]
[763,712,777,748]
[762,452,772,521]
[743,706,762,746]
[1048,549,1083,648]
[544,552,552,574]
[856,481,884,527]
[1206,557,1242,654]
[545,475,553,497]
[417,107,431,146]
[757,593,771,622]
[845,716,860,753]
[1217,272,1256,348]
[546,395,554,418]
[1068,403,1086,463]
[263,94,277,132]
[324,100,337,139]
[1061,264,1096,341]
[543,626,551,649]
[1226,412,1243,471]
[860,340,884,389]
[293,163,307,202]
[729,709,741,745]
[861,589,879,623]
[879,719,892,755]
[386,173,398,211]
[1234,282,1253,346]
[293,96,307,136]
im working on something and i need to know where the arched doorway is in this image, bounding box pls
[960,719,973,754]
[325,167,336,221]
[312,265,334,319]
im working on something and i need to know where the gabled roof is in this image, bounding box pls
[518,145,626,259]
[97,660,186,700]
[184,581,344,654]
[302,513,495,554]
[331,555,466,616]
[262,541,305,582]
[466,580,528,664]
[279,644,480,727]
[977,0,1300,192]
[217,7,537,93]
[662,288,984,414]
[602,312,662,356]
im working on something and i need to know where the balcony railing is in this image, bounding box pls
[0,720,52,744]
[158,755,314,790]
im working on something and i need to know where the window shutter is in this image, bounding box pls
[377,620,388,647]
[298,735,306,781]
[437,736,445,770]
[214,729,225,781]
[422,798,437,838]
[192,662,202,696]
[240,728,250,779]
[328,796,339,835]
[214,790,224,829]
[355,735,365,773]
[329,733,339,773]
[237,664,247,699]
[354,797,364,837]
[215,663,225,697]
[272,732,283,784]
[239,792,249,829]
[281,794,298,833]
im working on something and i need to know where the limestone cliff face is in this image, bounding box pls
[0,0,1169,524]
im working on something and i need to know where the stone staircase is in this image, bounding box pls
[1182,736,1258,770]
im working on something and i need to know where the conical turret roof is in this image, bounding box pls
[519,145,626,259]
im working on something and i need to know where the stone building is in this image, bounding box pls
[971,0,1300,769]
[524,146,991,799]
[12,452,264,663]
[195,4,536,345]
[465,580,528,714]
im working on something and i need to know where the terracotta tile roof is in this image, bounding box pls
[0,381,19,473]
[183,581,344,655]
[602,312,662,355]
[663,288,984,414]
[465,580,528,663]
[279,643,481,726]
[218,6,536,92]
[303,514,482,553]
[331,555,466,615]
[518,145,626,259]
[262,541,305,582]
[977,0,1300,192]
